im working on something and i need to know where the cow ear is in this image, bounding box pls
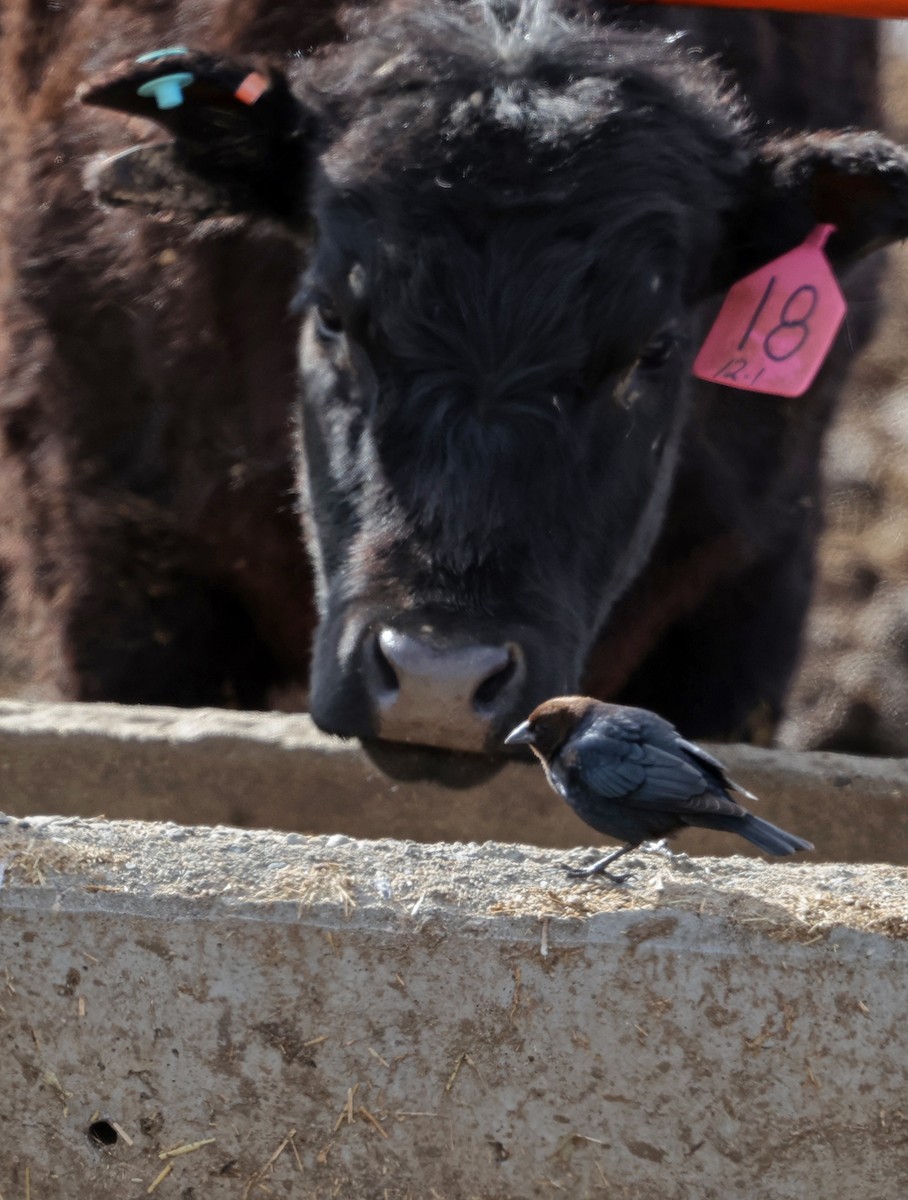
[716,130,908,287]
[80,48,313,227]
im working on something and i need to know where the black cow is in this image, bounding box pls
[81,1,908,752]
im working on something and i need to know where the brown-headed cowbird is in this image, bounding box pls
[505,696,813,882]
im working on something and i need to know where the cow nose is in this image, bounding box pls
[367,626,525,751]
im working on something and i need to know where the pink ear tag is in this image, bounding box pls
[234,72,269,106]
[692,224,846,398]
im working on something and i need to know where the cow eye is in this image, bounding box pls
[314,300,344,340]
[638,329,677,370]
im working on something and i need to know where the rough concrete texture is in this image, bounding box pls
[0,701,907,863]
[2,814,908,1199]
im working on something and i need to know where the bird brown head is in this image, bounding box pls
[504,695,601,762]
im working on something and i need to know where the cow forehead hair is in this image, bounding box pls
[302,0,751,154]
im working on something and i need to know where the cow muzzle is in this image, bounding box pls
[363,624,526,752]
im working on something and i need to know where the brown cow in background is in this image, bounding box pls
[0,0,896,752]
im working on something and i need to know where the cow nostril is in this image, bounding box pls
[472,646,520,713]
[371,633,400,698]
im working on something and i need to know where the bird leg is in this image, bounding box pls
[641,838,675,859]
[563,844,633,884]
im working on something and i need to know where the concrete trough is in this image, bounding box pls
[2,814,908,1198]
[0,700,907,862]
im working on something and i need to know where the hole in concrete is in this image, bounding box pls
[88,1119,118,1146]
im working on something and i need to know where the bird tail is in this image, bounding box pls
[686,812,814,856]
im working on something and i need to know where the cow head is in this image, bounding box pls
[82,5,908,752]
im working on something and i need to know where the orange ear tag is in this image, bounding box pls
[692,224,846,398]
[234,72,269,106]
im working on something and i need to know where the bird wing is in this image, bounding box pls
[675,737,758,803]
[564,720,747,817]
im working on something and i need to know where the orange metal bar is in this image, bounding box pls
[634,0,908,16]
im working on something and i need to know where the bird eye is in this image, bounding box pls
[639,328,678,370]
[314,299,343,340]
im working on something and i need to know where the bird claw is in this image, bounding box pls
[561,862,629,886]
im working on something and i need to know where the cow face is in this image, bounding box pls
[294,59,745,752]
[82,5,908,752]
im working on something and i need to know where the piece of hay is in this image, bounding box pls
[146,1163,173,1194]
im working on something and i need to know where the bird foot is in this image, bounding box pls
[641,839,675,859]
[561,861,629,886]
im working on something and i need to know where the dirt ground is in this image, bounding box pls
[779,23,908,754]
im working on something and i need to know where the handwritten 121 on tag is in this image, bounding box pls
[692,224,846,398]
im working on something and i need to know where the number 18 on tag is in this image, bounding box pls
[692,224,846,398]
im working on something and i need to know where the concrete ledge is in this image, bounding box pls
[2,815,907,1198]
[0,701,907,862]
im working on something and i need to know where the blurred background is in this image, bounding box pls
[780,22,908,754]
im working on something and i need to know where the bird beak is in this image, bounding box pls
[504,720,535,746]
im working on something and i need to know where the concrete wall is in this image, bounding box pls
[1,700,907,862]
[2,814,908,1199]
